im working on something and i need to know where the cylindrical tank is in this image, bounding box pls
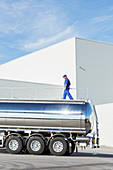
[0,100,94,131]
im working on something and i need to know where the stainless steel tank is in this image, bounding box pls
[0,99,96,132]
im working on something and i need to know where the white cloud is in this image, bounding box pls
[0,1,80,52]
[75,14,113,40]
[20,23,80,51]
[0,0,80,58]
[91,15,113,23]
[0,1,47,34]
[92,15,113,23]
[0,0,71,47]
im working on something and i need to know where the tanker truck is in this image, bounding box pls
[0,99,99,156]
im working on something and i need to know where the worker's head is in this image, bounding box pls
[63,75,67,79]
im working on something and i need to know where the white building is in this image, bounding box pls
[0,37,113,146]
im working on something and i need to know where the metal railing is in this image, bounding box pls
[0,87,89,100]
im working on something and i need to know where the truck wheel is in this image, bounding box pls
[27,136,45,155]
[70,141,75,154]
[66,140,75,155]
[49,137,67,156]
[5,136,23,154]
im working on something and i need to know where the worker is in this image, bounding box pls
[63,75,73,100]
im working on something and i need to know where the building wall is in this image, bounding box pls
[96,103,113,146]
[76,37,113,147]
[0,79,63,100]
[76,37,113,105]
[0,38,76,89]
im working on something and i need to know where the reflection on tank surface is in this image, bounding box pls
[0,100,97,134]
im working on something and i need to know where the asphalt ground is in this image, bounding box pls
[0,146,113,170]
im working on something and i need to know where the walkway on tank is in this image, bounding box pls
[0,146,113,170]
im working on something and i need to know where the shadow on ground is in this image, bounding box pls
[71,152,113,158]
[0,148,113,158]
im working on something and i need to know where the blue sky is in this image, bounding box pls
[0,0,113,65]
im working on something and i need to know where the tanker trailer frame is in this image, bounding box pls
[0,99,99,156]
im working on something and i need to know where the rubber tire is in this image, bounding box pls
[70,141,75,154]
[66,140,75,155]
[49,137,68,156]
[5,136,23,154]
[27,136,45,155]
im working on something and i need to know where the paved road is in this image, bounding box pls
[0,146,113,170]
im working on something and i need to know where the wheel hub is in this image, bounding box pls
[9,140,19,151]
[30,140,41,151]
[53,141,63,152]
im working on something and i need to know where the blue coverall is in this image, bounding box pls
[63,78,73,100]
